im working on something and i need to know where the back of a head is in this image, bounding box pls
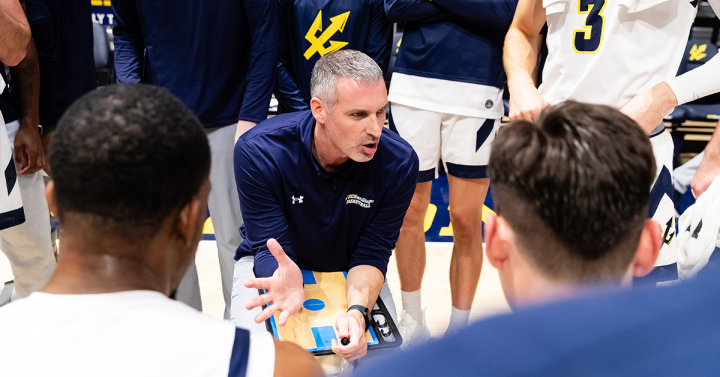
[488,101,656,284]
[51,83,210,241]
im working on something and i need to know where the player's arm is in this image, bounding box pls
[622,0,720,133]
[364,0,393,75]
[236,142,304,326]
[274,0,309,113]
[9,2,45,175]
[384,0,456,23]
[273,339,323,377]
[430,0,518,28]
[503,0,548,122]
[236,0,278,142]
[0,0,31,66]
[692,130,720,198]
[112,0,145,83]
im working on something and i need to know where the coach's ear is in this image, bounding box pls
[310,97,327,125]
[45,181,58,216]
[485,212,510,271]
[631,219,662,277]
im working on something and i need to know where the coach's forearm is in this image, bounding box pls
[346,265,384,315]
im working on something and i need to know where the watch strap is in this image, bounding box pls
[347,304,370,331]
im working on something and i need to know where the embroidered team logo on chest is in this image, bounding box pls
[346,194,374,208]
[292,195,304,204]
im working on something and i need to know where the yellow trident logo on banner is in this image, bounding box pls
[304,11,350,60]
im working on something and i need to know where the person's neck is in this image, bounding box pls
[512,272,628,310]
[312,122,349,173]
[41,234,167,296]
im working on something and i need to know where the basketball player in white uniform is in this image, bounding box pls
[0,84,321,377]
[504,0,720,283]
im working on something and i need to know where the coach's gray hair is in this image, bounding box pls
[310,50,384,112]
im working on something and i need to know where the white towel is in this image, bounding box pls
[677,175,720,280]
[542,0,671,14]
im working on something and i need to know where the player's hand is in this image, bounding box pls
[620,82,678,135]
[331,310,367,361]
[235,120,257,143]
[244,238,304,326]
[14,118,45,175]
[508,83,549,122]
[691,154,720,198]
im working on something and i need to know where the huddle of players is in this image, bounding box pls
[1,0,720,375]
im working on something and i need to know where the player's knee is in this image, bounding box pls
[448,208,482,242]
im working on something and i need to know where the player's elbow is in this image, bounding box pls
[1,32,30,67]
[273,340,323,377]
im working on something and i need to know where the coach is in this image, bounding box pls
[112,0,277,316]
[232,50,418,362]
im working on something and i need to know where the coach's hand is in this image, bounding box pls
[331,310,367,361]
[244,238,304,326]
[509,83,548,122]
[235,120,257,143]
[621,82,678,135]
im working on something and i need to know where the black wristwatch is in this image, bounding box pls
[347,305,371,331]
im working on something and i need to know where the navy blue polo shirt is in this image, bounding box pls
[234,110,418,278]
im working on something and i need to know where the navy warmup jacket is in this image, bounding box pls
[113,0,277,127]
[276,0,392,113]
[234,110,418,278]
[385,0,517,88]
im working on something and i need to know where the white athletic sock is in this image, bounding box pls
[401,289,423,322]
[446,306,471,335]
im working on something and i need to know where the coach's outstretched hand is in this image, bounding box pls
[244,238,304,326]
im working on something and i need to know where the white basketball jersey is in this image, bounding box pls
[0,291,275,377]
[0,73,24,230]
[540,0,698,108]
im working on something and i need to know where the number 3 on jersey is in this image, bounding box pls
[573,0,606,54]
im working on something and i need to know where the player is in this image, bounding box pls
[0,0,56,300]
[504,0,720,284]
[0,84,322,377]
[232,50,418,364]
[383,0,518,343]
[275,0,392,113]
[113,0,277,315]
[693,130,720,198]
[485,102,661,307]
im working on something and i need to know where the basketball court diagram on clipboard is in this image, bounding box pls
[262,270,402,355]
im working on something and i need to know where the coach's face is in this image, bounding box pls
[323,78,387,163]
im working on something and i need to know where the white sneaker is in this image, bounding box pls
[398,306,431,349]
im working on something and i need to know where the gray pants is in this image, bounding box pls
[0,120,55,298]
[176,124,243,318]
[230,256,400,366]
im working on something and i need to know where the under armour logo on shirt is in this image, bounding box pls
[292,196,304,204]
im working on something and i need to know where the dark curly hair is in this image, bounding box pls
[489,101,656,284]
[50,84,210,240]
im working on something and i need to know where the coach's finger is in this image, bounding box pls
[278,309,292,327]
[254,303,278,324]
[244,292,272,311]
[244,277,272,290]
[267,238,294,267]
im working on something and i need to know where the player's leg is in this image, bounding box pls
[0,171,55,298]
[389,103,440,346]
[442,116,499,334]
[231,256,267,332]
[206,124,245,319]
[634,129,678,286]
